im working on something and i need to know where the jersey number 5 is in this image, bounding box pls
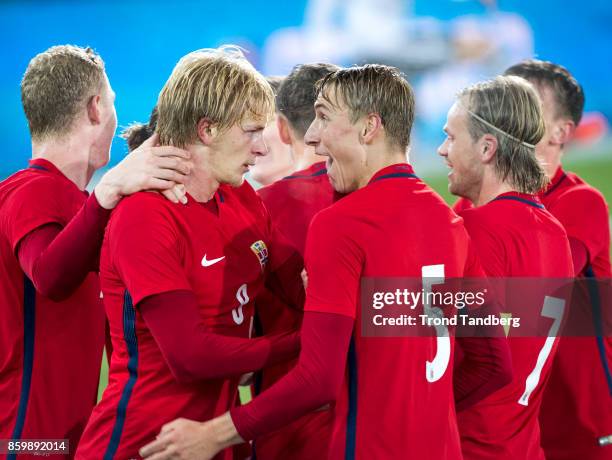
[422,264,450,383]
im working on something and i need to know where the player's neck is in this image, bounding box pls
[360,149,408,188]
[293,143,321,172]
[183,145,220,202]
[184,171,219,203]
[31,135,94,191]
[539,148,563,179]
[473,172,515,207]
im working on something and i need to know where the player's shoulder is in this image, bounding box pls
[557,173,607,208]
[0,167,68,196]
[111,191,178,225]
[256,177,285,203]
[224,180,260,203]
[459,202,517,243]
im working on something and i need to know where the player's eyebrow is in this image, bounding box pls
[314,101,329,111]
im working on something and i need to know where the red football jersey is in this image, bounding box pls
[453,196,473,214]
[76,183,282,460]
[254,161,336,459]
[457,191,574,460]
[0,159,105,459]
[303,163,481,459]
[538,168,612,460]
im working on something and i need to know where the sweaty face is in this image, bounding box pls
[249,115,294,186]
[208,117,268,187]
[437,102,483,201]
[304,94,366,194]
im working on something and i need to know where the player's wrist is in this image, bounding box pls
[210,412,243,450]
[94,173,122,209]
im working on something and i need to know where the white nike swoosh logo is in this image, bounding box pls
[201,255,225,267]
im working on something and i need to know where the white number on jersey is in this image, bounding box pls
[422,264,450,383]
[232,283,249,325]
[518,296,565,406]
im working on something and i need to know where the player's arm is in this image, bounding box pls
[111,196,299,384]
[139,290,300,383]
[549,187,609,275]
[454,237,513,411]
[12,137,191,301]
[139,210,362,460]
[140,310,353,460]
[15,190,113,300]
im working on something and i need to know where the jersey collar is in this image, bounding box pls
[367,163,417,185]
[491,191,544,209]
[283,161,327,180]
[27,158,82,192]
[541,166,567,197]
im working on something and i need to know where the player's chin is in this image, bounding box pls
[228,172,246,187]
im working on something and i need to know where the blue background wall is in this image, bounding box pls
[1,0,610,177]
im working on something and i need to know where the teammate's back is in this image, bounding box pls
[458,193,573,460]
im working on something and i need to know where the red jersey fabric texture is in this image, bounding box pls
[538,168,612,460]
[76,181,299,460]
[232,163,511,460]
[457,191,574,460]
[254,161,336,460]
[0,158,106,459]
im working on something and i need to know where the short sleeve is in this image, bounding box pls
[304,210,363,318]
[4,176,74,253]
[549,186,610,264]
[108,194,191,305]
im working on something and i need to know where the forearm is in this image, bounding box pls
[229,311,353,441]
[454,336,513,411]
[140,290,301,383]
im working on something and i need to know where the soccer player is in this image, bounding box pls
[504,60,612,460]
[140,64,513,460]
[253,62,340,460]
[249,76,295,186]
[438,75,574,459]
[0,45,191,458]
[75,46,304,460]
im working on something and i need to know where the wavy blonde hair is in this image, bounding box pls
[156,45,274,147]
[459,75,548,194]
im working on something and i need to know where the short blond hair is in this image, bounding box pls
[21,45,106,142]
[316,64,415,151]
[459,76,547,194]
[156,45,274,147]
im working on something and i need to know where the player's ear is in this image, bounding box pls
[550,119,575,146]
[480,134,497,163]
[277,114,292,145]
[196,118,217,145]
[361,113,382,144]
[87,94,102,125]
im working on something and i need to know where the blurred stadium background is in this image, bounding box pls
[1,0,611,398]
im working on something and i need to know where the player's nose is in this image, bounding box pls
[304,120,320,147]
[437,140,448,158]
[252,131,268,156]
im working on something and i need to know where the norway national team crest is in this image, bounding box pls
[250,240,269,271]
